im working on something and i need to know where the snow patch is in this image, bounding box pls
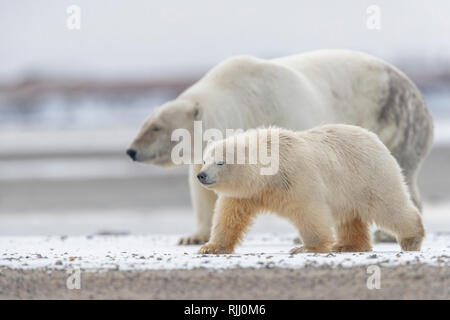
[0,233,448,271]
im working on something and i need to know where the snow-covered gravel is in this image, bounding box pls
[1,233,448,271]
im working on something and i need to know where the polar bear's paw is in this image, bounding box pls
[289,245,331,254]
[178,233,210,245]
[198,243,233,254]
[289,246,309,254]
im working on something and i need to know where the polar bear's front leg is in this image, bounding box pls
[199,197,257,254]
[178,165,218,245]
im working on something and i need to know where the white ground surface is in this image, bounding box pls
[1,202,449,272]
[0,233,449,271]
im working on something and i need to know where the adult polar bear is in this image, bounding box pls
[127,49,433,245]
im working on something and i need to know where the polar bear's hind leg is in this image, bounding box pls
[332,216,372,252]
[373,204,425,251]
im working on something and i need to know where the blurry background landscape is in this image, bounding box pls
[1,0,450,236]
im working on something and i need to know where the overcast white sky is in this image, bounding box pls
[0,0,449,80]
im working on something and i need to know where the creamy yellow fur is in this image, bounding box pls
[198,125,425,254]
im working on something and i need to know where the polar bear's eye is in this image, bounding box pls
[203,160,205,165]
[217,161,224,166]
[152,126,161,132]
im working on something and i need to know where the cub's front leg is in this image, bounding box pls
[198,197,257,254]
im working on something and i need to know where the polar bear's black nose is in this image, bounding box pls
[126,149,137,161]
[197,172,208,183]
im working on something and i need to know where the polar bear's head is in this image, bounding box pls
[127,99,201,167]
[197,134,272,198]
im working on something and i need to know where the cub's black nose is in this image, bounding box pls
[126,149,137,161]
[197,172,208,183]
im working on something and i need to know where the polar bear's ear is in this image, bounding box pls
[192,103,202,120]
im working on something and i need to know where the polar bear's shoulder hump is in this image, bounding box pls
[206,55,267,79]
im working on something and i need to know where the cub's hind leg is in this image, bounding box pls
[332,215,372,252]
[373,203,424,251]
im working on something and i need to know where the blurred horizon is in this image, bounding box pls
[1,1,450,133]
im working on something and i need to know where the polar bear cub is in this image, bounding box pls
[196,124,424,254]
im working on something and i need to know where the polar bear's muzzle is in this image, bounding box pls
[125,147,174,168]
[126,148,137,161]
[126,148,156,162]
[197,171,216,186]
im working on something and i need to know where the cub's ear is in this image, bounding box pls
[192,103,202,120]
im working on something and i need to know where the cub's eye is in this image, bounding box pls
[152,126,161,132]
[203,160,205,165]
[217,161,224,166]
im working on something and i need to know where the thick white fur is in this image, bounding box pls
[198,125,424,254]
[129,49,432,244]
[182,50,396,243]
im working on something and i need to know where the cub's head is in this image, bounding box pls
[127,99,201,167]
[197,135,266,198]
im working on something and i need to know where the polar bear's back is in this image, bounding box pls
[272,49,388,81]
[274,49,381,67]
[302,123,388,154]
[181,49,406,131]
[280,124,410,211]
[297,124,398,176]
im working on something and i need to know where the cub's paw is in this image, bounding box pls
[399,236,423,251]
[289,246,331,254]
[332,244,372,252]
[178,233,209,245]
[198,243,233,254]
